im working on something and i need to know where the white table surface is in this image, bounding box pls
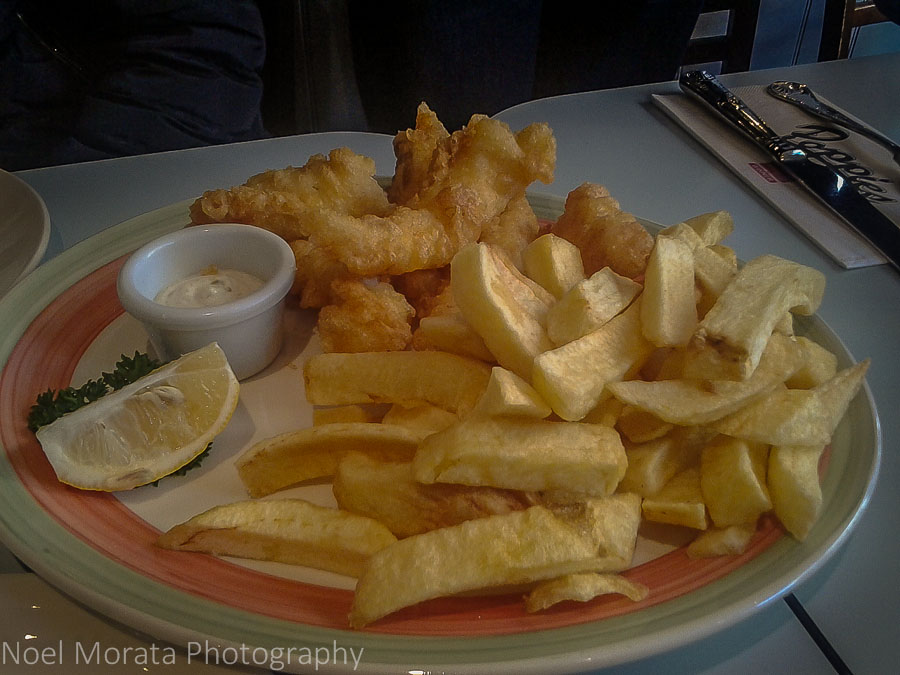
[3,53,898,674]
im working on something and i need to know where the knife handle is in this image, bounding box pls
[679,70,788,154]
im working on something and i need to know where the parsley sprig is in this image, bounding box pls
[28,351,210,485]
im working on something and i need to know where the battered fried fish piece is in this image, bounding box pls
[189,147,391,240]
[552,183,653,279]
[391,267,451,320]
[388,103,450,205]
[289,239,353,309]
[303,114,557,276]
[479,192,540,269]
[317,278,415,353]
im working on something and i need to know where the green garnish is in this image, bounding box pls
[28,351,210,485]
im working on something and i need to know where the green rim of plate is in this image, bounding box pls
[0,195,881,674]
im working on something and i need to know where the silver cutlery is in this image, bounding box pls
[680,70,899,270]
[767,80,900,168]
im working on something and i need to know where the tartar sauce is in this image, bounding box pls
[154,266,263,308]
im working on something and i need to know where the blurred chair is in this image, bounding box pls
[818,0,891,60]
[682,0,762,73]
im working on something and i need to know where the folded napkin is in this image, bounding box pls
[652,85,898,268]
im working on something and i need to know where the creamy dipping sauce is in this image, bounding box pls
[154,266,264,308]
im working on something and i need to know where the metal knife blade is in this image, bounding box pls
[679,70,899,271]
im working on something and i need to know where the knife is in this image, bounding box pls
[679,70,899,271]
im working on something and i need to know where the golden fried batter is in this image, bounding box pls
[303,114,556,276]
[479,192,540,269]
[552,183,653,279]
[317,279,415,353]
[189,147,391,240]
[391,267,451,320]
[388,103,449,205]
[289,239,353,309]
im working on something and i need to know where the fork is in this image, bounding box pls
[767,80,900,169]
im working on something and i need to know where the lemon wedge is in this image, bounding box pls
[36,343,239,491]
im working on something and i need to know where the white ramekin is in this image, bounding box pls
[117,224,296,380]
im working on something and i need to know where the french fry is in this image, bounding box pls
[670,210,734,246]
[545,492,642,566]
[333,453,534,538]
[686,255,825,380]
[640,235,697,347]
[450,242,554,379]
[618,430,703,497]
[785,335,838,389]
[686,523,756,558]
[767,444,826,541]
[414,417,627,496]
[712,360,870,446]
[700,436,771,528]
[522,233,586,299]
[380,402,458,437]
[606,331,803,425]
[641,467,708,530]
[349,506,607,627]
[157,499,396,578]
[533,298,654,421]
[236,423,421,498]
[471,366,552,418]
[545,267,641,346]
[525,572,648,612]
[412,311,496,363]
[616,406,673,443]
[304,350,491,415]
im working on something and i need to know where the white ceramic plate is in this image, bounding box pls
[0,170,51,298]
[0,196,881,674]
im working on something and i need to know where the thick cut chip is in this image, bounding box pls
[686,524,755,558]
[414,417,627,496]
[304,350,491,416]
[582,396,625,427]
[381,402,458,437]
[451,242,554,379]
[545,492,642,567]
[349,506,603,627]
[533,299,654,421]
[641,235,697,347]
[687,255,826,380]
[606,332,803,426]
[681,210,734,246]
[618,427,707,497]
[785,336,838,389]
[235,423,420,498]
[522,233,586,299]
[711,360,869,446]
[767,444,825,540]
[156,499,396,578]
[471,366,552,418]
[333,453,534,538]
[655,222,736,310]
[546,267,641,346]
[412,312,496,362]
[616,406,673,443]
[700,436,771,528]
[525,573,649,612]
[641,467,708,530]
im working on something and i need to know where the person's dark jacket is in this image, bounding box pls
[1,0,267,171]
